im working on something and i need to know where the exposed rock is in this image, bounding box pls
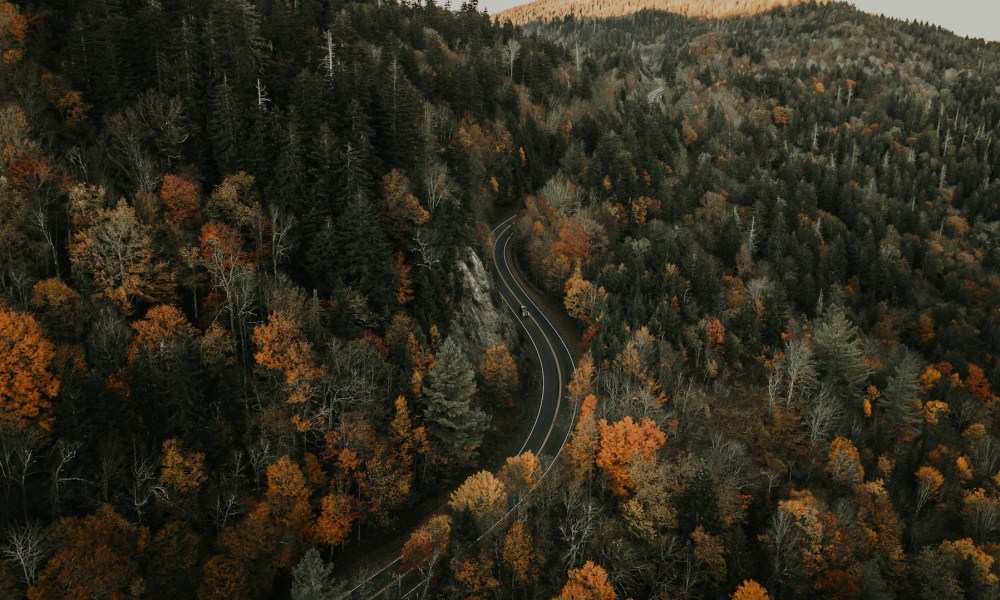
[449,247,516,359]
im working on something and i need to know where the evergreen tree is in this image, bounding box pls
[208,74,245,175]
[421,336,485,468]
[330,193,395,305]
[676,467,721,535]
[375,55,421,171]
[290,548,337,600]
[813,306,872,405]
[877,347,921,437]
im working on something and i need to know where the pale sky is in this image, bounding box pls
[480,0,1000,41]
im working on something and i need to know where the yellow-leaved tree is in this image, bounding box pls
[449,470,508,528]
[477,344,519,407]
[502,520,544,586]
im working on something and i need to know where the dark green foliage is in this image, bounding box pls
[290,548,337,600]
[421,336,485,469]
[676,467,721,535]
[330,193,395,307]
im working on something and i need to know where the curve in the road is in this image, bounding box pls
[342,216,577,599]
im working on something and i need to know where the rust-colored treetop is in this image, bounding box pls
[0,306,59,433]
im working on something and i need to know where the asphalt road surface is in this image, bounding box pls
[341,215,577,599]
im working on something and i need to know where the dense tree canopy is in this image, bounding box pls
[1,0,999,597]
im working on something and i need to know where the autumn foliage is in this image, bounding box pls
[0,307,59,433]
[732,579,772,600]
[449,470,508,523]
[313,492,355,548]
[28,505,148,600]
[596,416,666,495]
[160,174,201,227]
[558,561,616,600]
[3,1,1000,598]
[477,343,519,407]
[160,438,206,496]
[253,310,322,409]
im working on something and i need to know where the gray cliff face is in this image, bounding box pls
[449,246,517,359]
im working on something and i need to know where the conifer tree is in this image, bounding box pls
[331,193,394,305]
[421,336,485,468]
[813,306,871,405]
[290,549,336,600]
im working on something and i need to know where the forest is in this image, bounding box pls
[1,0,999,598]
[499,0,830,26]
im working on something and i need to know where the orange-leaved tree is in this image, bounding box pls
[27,504,148,600]
[69,198,161,313]
[253,310,323,428]
[452,554,500,600]
[30,278,85,340]
[129,304,196,363]
[965,364,998,406]
[596,416,666,496]
[0,1,31,66]
[825,437,864,487]
[197,554,248,600]
[567,353,596,404]
[732,579,772,600]
[313,492,356,548]
[558,561,616,600]
[378,169,429,240]
[564,263,603,323]
[221,456,313,584]
[498,451,541,499]
[402,514,452,575]
[160,437,207,497]
[160,173,201,228]
[0,306,59,433]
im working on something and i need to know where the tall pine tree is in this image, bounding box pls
[421,336,485,468]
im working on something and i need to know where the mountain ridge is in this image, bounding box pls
[497,0,832,25]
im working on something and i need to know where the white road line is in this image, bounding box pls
[345,215,563,599]
[491,223,548,456]
[500,228,562,454]
[361,217,583,599]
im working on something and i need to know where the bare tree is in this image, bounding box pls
[423,161,456,212]
[104,91,188,193]
[559,485,599,569]
[95,438,126,504]
[129,445,164,524]
[0,428,39,521]
[50,439,83,515]
[803,390,843,448]
[29,203,60,277]
[766,355,784,414]
[320,30,336,79]
[247,437,276,489]
[763,509,797,589]
[213,490,240,533]
[2,522,46,587]
[411,229,441,270]
[503,38,522,80]
[784,338,817,407]
[269,206,296,275]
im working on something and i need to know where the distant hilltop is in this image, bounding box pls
[497,0,832,24]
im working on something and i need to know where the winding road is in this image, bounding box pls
[341,215,577,599]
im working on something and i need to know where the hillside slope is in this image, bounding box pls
[499,0,830,24]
